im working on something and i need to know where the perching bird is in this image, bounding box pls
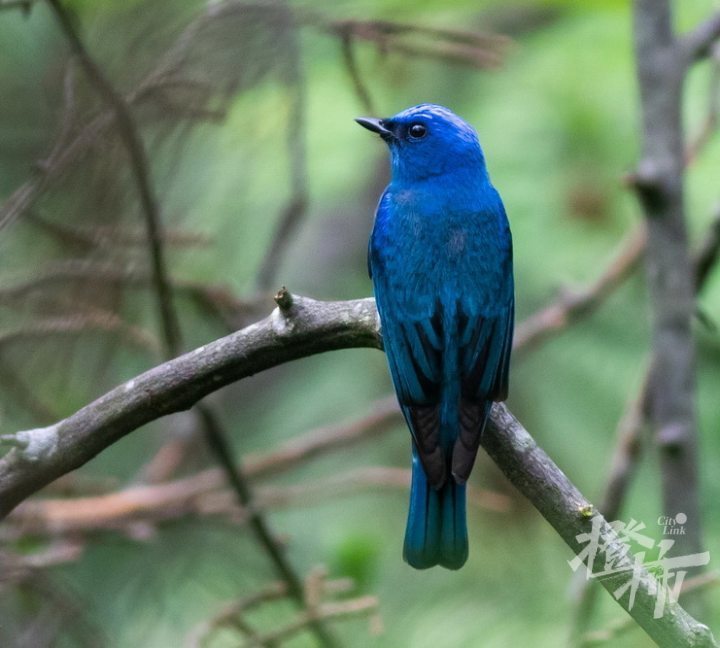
[357,104,514,570]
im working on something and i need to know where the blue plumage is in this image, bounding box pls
[357,105,514,570]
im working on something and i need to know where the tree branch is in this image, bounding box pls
[185,581,289,648]
[191,402,341,648]
[46,0,181,356]
[0,2,239,232]
[243,595,378,648]
[0,296,374,516]
[588,201,720,542]
[568,7,720,632]
[186,573,379,648]
[40,8,341,644]
[513,224,646,353]
[571,199,720,637]
[0,295,715,644]
[3,466,508,539]
[2,294,376,648]
[0,0,36,11]
[580,571,720,646]
[514,33,720,357]
[695,207,720,291]
[254,6,309,293]
[682,11,720,64]
[0,312,159,354]
[339,30,376,113]
[632,0,703,560]
[485,405,715,647]
[322,19,509,69]
[0,260,266,332]
[26,211,212,250]
[0,357,58,425]
[685,43,720,165]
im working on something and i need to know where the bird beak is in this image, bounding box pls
[355,117,394,140]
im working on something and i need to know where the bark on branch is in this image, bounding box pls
[0,295,379,518]
[0,295,715,645]
[632,0,703,560]
[682,11,720,63]
[485,405,716,647]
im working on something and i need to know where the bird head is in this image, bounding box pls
[356,104,487,184]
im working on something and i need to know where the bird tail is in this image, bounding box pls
[403,446,468,570]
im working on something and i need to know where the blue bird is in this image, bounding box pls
[356,104,514,570]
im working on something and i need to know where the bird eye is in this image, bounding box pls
[408,123,427,139]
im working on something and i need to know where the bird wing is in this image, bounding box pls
[369,192,513,488]
[458,296,514,403]
[378,303,447,488]
[375,295,513,488]
[452,296,514,482]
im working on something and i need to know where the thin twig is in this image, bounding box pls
[1,540,84,582]
[685,43,720,165]
[339,31,375,113]
[139,394,399,484]
[323,19,509,69]
[186,576,374,648]
[694,207,720,291]
[0,312,159,353]
[0,0,36,11]
[624,1,703,565]
[0,260,264,331]
[596,366,653,523]
[46,0,181,356]
[570,170,720,639]
[185,582,288,648]
[0,355,58,425]
[13,570,107,648]
[3,465,508,539]
[259,466,509,512]
[682,10,720,63]
[517,49,720,357]
[244,596,379,648]
[43,5,337,644]
[0,294,379,519]
[0,35,220,231]
[579,571,720,646]
[0,1,249,232]
[254,10,309,292]
[26,211,212,250]
[192,404,338,648]
[244,395,399,478]
[513,224,646,352]
[0,295,715,644]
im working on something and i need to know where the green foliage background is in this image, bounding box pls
[1,1,719,646]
